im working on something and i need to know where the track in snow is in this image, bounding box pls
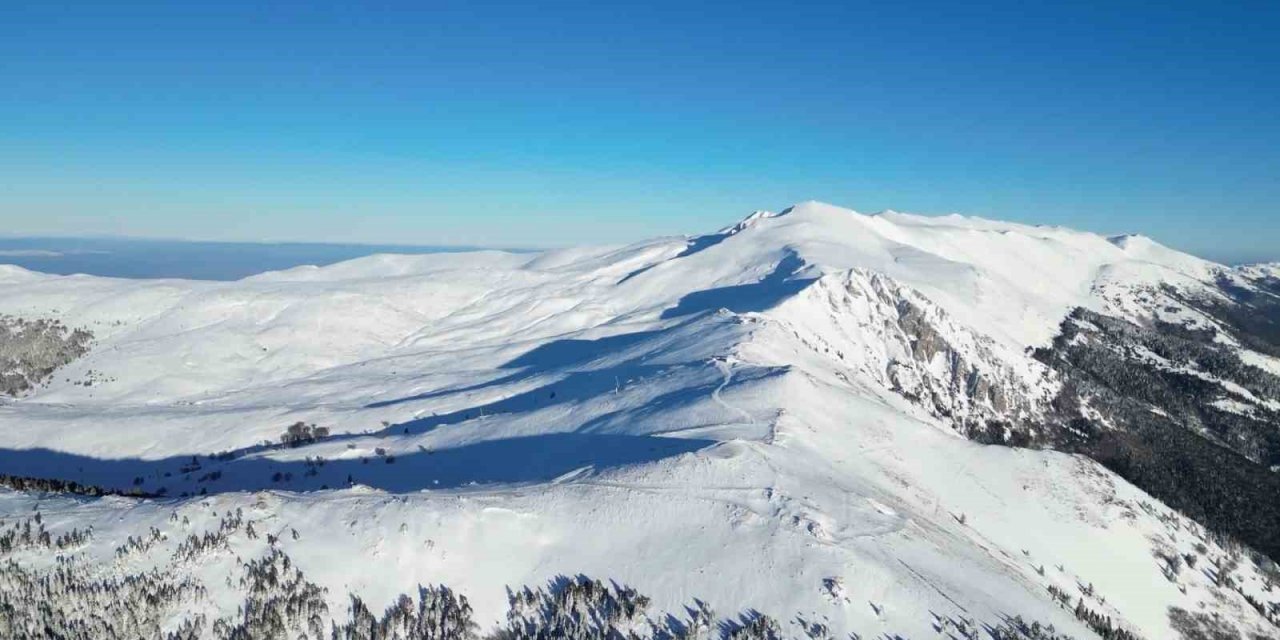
[711,357,756,427]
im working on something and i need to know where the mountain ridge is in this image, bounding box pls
[1,201,1279,639]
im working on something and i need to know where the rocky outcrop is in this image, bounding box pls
[766,270,1057,443]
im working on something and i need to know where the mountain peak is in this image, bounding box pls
[779,199,867,218]
[3,199,1280,640]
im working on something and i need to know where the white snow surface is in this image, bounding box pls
[0,201,1274,639]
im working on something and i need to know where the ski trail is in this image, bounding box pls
[712,357,755,426]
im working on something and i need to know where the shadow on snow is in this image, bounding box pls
[0,263,815,500]
[659,251,812,319]
[0,432,713,497]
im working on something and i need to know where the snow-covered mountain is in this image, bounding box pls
[2,201,1279,639]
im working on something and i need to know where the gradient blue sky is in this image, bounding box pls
[3,1,1277,261]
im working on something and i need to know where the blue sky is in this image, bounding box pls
[2,1,1277,261]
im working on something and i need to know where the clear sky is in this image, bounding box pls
[3,1,1277,261]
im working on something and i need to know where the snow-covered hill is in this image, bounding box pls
[2,202,1279,639]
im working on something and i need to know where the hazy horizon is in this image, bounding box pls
[0,214,1275,282]
[4,1,1277,260]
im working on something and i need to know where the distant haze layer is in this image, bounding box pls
[0,236,515,280]
[0,232,1272,282]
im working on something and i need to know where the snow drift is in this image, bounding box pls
[1,201,1278,639]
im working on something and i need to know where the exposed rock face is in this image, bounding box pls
[766,270,1057,444]
[889,294,1020,428]
[775,264,1280,564]
[0,315,93,397]
[1,204,1278,639]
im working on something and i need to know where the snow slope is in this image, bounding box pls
[1,202,1277,639]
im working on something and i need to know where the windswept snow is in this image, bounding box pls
[0,202,1276,639]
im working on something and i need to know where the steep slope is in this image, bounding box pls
[1,202,1278,640]
[1032,264,1280,563]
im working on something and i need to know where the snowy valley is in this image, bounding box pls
[2,202,1279,639]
